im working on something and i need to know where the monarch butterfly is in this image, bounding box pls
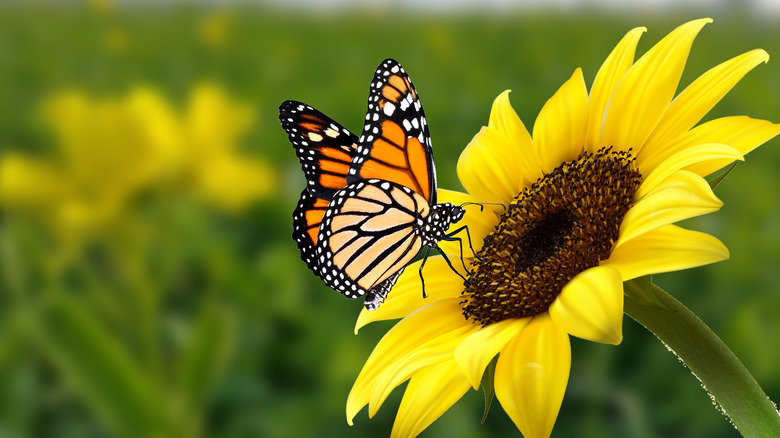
[280,58,474,310]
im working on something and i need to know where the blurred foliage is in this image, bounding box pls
[0,2,779,437]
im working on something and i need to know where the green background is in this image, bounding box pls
[1,2,779,437]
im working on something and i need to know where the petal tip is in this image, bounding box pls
[354,312,368,334]
[346,405,357,426]
[604,326,624,345]
[755,48,770,64]
[681,17,713,34]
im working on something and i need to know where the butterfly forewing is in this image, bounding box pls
[316,179,427,299]
[280,100,359,200]
[347,59,437,204]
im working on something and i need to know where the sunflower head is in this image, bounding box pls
[462,147,641,325]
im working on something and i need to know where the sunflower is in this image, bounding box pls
[346,18,780,438]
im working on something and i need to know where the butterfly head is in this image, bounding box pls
[430,202,465,225]
[447,204,466,223]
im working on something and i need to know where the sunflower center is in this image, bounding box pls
[461,147,641,325]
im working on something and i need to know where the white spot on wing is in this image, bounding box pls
[383,102,396,116]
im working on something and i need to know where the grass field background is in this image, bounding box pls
[1,3,779,437]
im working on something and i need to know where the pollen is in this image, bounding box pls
[461,147,642,325]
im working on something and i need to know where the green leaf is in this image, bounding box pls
[29,295,166,437]
[480,355,498,424]
[708,161,739,190]
[623,275,666,308]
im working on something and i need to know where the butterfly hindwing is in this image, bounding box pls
[347,59,437,204]
[292,188,330,279]
[280,100,359,200]
[315,179,427,299]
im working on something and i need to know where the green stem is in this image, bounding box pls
[624,281,780,438]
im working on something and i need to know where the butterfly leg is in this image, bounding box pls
[434,246,471,285]
[443,224,483,269]
[441,233,469,274]
[418,246,432,299]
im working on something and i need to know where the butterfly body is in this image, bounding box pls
[282,59,468,310]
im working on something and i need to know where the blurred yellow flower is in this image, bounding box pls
[1,89,174,235]
[180,84,277,212]
[0,84,275,237]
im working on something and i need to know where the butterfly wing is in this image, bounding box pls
[347,59,437,204]
[316,179,429,304]
[291,188,330,279]
[280,100,359,200]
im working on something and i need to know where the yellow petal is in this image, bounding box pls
[685,125,780,176]
[606,224,728,281]
[437,189,499,257]
[532,69,589,174]
[457,126,526,205]
[488,90,544,186]
[391,360,472,438]
[368,324,476,417]
[347,298,472,425]
[600,18,712,153]
[0,153,67,207]
[586,26,646,151]
[453,317,530,389]
[495,313,570,438]
[125,86,182,167]
[548,266,623,345]
[197,156,277,212]
[354,256,465,333]
[186,83,254,151]
[618,170,722,247]
[635,142,742,199]
[41,90,90,149]
[643,49,769,154]
[665,116,780,177]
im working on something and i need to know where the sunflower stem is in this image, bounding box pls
[624,281,780,437]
